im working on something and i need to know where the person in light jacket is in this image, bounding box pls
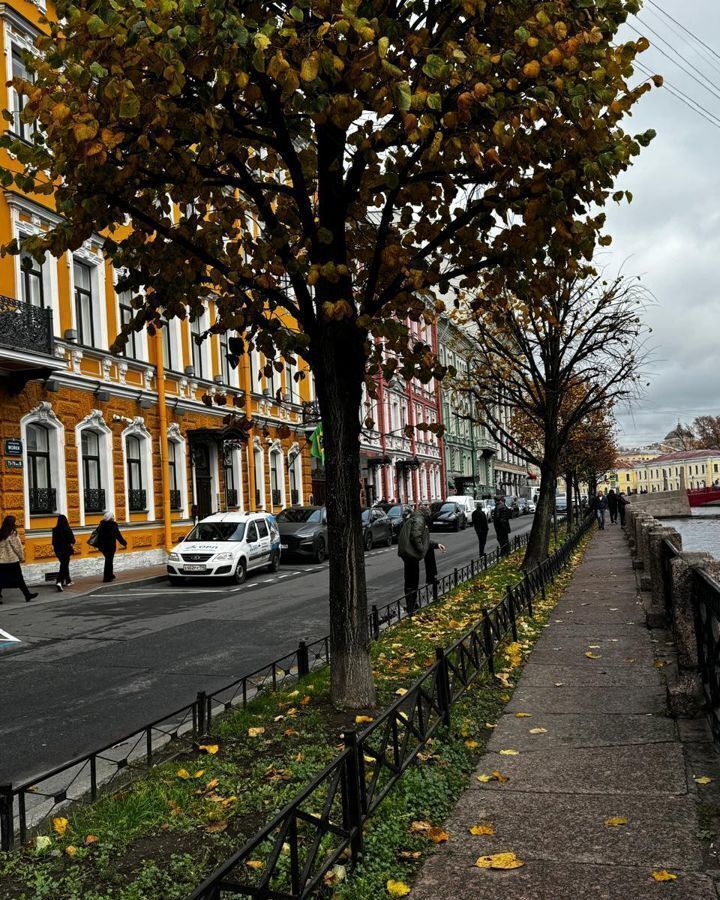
[52,514,76,592]
[0,515,38,603]
[95,512,127,583]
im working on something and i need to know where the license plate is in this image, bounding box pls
[281,543,288,550]
[184,564,206,572]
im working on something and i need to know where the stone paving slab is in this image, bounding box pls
[489,711,675,750]
[438,791,704,868]
[474,743,688,795]
[411,858,716,900]
[526,638,656,666]
[506,684,667,715]
[520,662,662,687]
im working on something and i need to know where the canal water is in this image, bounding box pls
[665,509,720,556]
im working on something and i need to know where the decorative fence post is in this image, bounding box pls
[506,585,518,641]
[0,784,13,851]
[196,691,207,737]
[297,640,310,678]
[342,730,365,864]
[482,610,495,674]
[371,606,380,640]
[435,647,452,728]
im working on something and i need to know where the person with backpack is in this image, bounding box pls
[52,514,76,592]
[493,497,512,556]
[471,502,489,557]
[93,512,127,582]
[397,509,444,615]
[0,515,38,603]
[607,489,618,525]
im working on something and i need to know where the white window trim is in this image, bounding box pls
[252,437,266,509]
[114,270,148,362]
[121,417,155,521]
[20,401,67,529]
[189,303,212,380]
[75,409,114,527]
[268,440,286,509]
[3,13,41,142]
[224,443,244,511]
[10,216,60,332]
[288,442,304,505]
[70,243,108,351]
[167,423,189,518]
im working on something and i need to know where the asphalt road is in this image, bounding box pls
[0,517,534,784]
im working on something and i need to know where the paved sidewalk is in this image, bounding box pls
[411,525,720,898]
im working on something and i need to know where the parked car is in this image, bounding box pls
[385,503,414,541]
[555,495,568,513]
[445,495,476,518]
[527,499,537,514]
[276,506,328,563]
[430,501,467,531]
[167,512,280,585]
[361,507,394,550]
[517,497,529,515]
[504,496,521,518]
[480,499,497,520]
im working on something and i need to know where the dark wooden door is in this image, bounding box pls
[193,444,213,520]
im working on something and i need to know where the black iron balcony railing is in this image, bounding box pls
[272,489,282,507]
[128,489,147,512]
[290,489,299,505]
[29,487,56,515]
[169,489,182,511]
[0,295,53,356]
[226,488,238,508]
[84,488,105,514]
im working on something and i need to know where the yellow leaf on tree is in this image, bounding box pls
[651,870,677,882]
[199,744,219,754]
[386,880,411,897]
[475,851,524,870]
[604,817,628,828]
[52,817,69,836]
[469,823,495,835]
[695,776,713,785]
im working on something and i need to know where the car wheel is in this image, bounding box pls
[168,576,186,586]
[267,550,280,573]
[314,539,326,564]
[454,520,460,532]
[364,530,373,551]
[234,559,247,585]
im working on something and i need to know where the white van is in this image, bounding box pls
[166,512,280,586]
[445,495,476,518]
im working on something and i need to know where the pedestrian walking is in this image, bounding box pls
[421,507,445,591]
[397,509,444,614]
[607,489,618,524]
[471,501,489,557]
[52,514,76,592]
[493,497,512,556]
[93,512,127,583]
[617,491,627,527]
[590,494,606,530]
[0,515,38,603]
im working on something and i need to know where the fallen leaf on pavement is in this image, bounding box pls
[427,827,449,844]
[529,728,547,735]
[694,776,713,785]
[604,817,628,828]
[514,712,532,718]
[651,870,677,882]
[499,749,519,756]
[477,771,509,783]
[469,824,495,836]
[475,851,524,869]
[585,652,602,660]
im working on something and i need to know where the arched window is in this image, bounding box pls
[27,423,55,514]
[127,435,145,510]
[81,430,104,513]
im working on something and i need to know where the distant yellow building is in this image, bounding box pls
[632,449,720,493]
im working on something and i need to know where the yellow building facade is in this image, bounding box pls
[0,0,314,581]
[632,450,720,494]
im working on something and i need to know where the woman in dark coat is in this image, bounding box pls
[52,514,76,592]
[95,512,127,583]
[0,515,37,603]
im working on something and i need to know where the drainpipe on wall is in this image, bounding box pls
[243,345,257,511]
[153,329,173,552]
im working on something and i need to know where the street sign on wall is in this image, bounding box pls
[4,438,22,456]
[6,459,22,468]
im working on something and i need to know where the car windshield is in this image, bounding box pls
[361,510,370,522]
[436,503,457,514]
[387,505,404,517]
[186,522,246,542]
[277,508,323,524]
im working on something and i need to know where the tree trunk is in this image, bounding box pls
[523,459,557,570]
[313,323,376,709]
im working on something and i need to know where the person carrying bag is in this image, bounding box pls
[52,514,76,592]
[0,515,38,603]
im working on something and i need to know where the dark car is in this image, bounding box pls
[277,506,328,563]
[361,507,393,550]
[430,501,467,531]
[385,503,414,541]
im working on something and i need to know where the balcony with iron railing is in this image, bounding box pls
[84,488,106,514]
[29,487,56,515]
[128,489,147,512]
[169,489,182,511]
[226,488,239,508]
[0,295,54,359]
[271,489,282,507]
[290,489,299,505]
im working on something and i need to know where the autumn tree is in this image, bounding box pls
[691,416,720,450]
[457,271,649,568]
[559,409,618,522]
[1,0,655,705]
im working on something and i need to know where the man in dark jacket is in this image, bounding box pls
[471,503,489,557]
[493,498,512,556]
[95,513,127,582]
[617,491,628,527]
[398,510,444,614]
[607,489,618,524]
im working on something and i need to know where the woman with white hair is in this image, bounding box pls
[93,512,127,583]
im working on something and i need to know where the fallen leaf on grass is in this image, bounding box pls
[205,820,228,834]
[585,652,602,660]
[355,715,374,724]
[246,860,264,870]
[35,836,51,852]
[694,776,713,785]
[84,835,99,846]
[65,845,77,858]
[604,817,628,828]
[205,778,219,791]
[399,850,422,859]
[300,695,312,706]
[52,817,69,836]
[499,749,519,756]
[386,880,411,897]
[469,824,495,836]
[323,864,346,886]
[199,744,219,755]
[651,870,677,882]
[464,739,479,749]
[410,820,433,834]
[474,851,524,870]
[193,770,205,779]
[248,727,265,738]
[395,688,408,697]
[176,769,191,779]
[529,728,547,735]
[427,827,449,844]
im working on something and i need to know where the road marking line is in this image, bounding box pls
[0,627,21,645]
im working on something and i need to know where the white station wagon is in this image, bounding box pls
[166,512,280,585]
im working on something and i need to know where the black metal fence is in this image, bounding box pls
[0,523,586,855]
[0,294,54,355]
[187,517,593,900]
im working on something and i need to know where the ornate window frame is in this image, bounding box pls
[20,401,66,528]
[252,436,266,509]
[121,417,154,520]
[74,409,114,526]
[268,439,286,509]
[167,423,189,517]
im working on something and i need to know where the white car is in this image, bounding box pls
[166,512,281,586]
[444,495,476,518]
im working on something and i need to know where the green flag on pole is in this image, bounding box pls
[310,423,324,464]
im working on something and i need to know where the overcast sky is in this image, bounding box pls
[602,0,720,448]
